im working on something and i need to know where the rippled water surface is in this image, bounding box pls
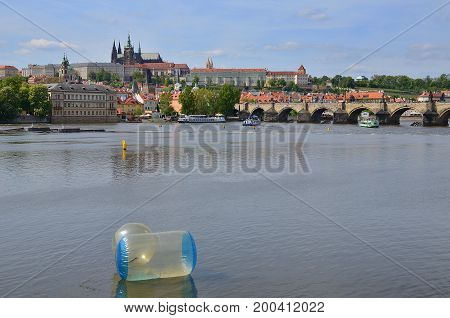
[0,122,449,297]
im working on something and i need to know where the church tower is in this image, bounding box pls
[123,33,135,65]
[111,40,117,63]
[206,57,213,69]
[136,41,143,63]
[117,41,122,55]
[59,53,70,81]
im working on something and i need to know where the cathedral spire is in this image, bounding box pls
[126,33,132,48]
[111,40,118,63]
[138,41,141,55]
[206,57,213,69]
[117,41,122,54]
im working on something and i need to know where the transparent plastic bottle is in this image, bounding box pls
[116,231,197,281]
[112,223,151,256]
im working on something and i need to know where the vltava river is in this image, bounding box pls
[0,122,449,297]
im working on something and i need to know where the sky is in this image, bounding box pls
[0,0,449,78]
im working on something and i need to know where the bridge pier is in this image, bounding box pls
[422,110,440,126]
[238,111,250,121]
[264,103,279,122]
[376,110,391,125]
[297,109,311,123]
[333,109,349,124]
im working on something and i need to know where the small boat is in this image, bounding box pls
[242,115,261,126]
[358,111,379,128]
[178,114,226,123]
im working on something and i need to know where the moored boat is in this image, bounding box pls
[178,114,226,123]
[358,111,379,128]
[242,115,261,126]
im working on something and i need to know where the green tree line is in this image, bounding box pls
[179,84,240,116]
[88,69,122,87]
[0,76,51,122]
[312,74,450,91]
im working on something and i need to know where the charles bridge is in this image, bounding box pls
[235,101,450,126]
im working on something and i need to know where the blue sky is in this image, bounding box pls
[0,0,449,77]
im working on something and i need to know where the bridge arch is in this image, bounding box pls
[390,106,415,125]
[438,108,450,126]
[278,107,294,122]
[311,107,333,123]
[348,107,371,124]
[251,107,265,121]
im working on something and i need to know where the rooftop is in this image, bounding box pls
[48,83,115,93]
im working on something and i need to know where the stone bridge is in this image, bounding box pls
[235,101,450,126]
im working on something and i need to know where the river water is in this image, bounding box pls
[0,122,449,297]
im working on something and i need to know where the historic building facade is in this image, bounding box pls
[111,34,163,65]
[189,58,310,88]
[0,65,19,79]
[49,83,118,123]
[265,65,310,86]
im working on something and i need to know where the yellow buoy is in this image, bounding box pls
[121,139,127,151]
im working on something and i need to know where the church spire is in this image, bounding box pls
[117,41,122,54]
[138,41,141,55]
[111,40,117,63]
[206,57,213,69]
[126,33,132,48]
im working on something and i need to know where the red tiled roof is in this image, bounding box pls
[118,97,142,105]
[346,91,384,100]
[173,64,189,69]
[0,65,18,70]
[267,71,299,75]
[139,62,175,70]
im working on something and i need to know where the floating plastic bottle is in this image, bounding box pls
[115,230,197,281]
[112,223,151,256]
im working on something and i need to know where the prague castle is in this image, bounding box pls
[111,34,162,65]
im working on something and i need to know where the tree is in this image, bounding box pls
[339,76,355,88]
[179,86,196,114]
[192,75,200,86]
[134,107,143,116]
[18,84,31,114]
[0,86,20,122]
[88,72,97,81]
[159,92,175,115]
[29,85,52,118]
[285,81,297,92]
[194,88,216,115]
[268,78,277,88]
[132,71,144,84]
[277,79,287,87]
[216,84,240,116]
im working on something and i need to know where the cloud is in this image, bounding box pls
[298,8,329,21]
[14,48,31,56]
[22,38,78,50]
[203,49,224,56]
[264,41,299,51]
[406,43,450,61]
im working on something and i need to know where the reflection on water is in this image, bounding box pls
[114,275,197,298]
